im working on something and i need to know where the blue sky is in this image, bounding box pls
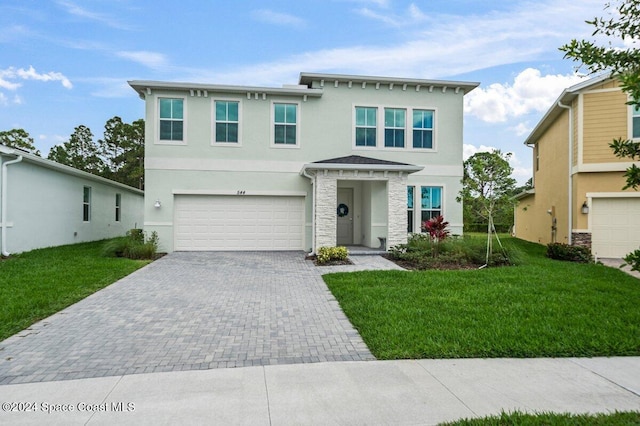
[1,0,609,183]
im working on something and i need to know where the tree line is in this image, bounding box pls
[0,117,144,189]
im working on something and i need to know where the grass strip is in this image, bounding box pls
[0,240,149,341]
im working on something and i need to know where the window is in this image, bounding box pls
[274,103,297,145]
[413,110,434,149]
[420,186,442,222]
[115,193,121,222]
[384,108,405,148]
[407,186,415,233]
[633,105,640,139]
[159,98,184,141]
[83,186,91,222]
[355,107,377,147]
[215,100,239,143]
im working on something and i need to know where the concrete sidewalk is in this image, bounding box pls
[1,357,638,425]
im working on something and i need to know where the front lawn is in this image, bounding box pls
[324,237,640,359]
[0,240,149,341]
[441,411,640,426]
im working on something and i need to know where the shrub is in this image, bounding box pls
[546,243,593,263]
[316,246,348,264]
[389,234,522,269]
[103,229,159,260]
[622,248,640,272]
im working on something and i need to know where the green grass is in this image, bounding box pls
[0,240,149,341]
[324,237,640,359]
[440,411,640,425]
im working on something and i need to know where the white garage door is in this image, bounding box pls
[174,195,304,251]
[591,197,640,258]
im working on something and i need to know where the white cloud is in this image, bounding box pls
[56,0,132,30]
[512,122,532,136]
[186,0,603,86]
[251,10,306,28]
[464,68,585,123]
[116,51,168,69]
[0,66,73,92]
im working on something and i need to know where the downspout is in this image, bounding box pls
[301,167,316,255]
[557,100,573,245]
[1,152,23,256]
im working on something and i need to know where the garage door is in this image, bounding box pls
[174,195,304,251]
[591,197,640,258]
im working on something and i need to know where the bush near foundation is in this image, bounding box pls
[103,229,159,260]
[546,243,592,263]
[316,246,349,265]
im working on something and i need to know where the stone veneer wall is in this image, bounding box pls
[312,169,409,251]
[572,231,592,252]
[314,173,338,249]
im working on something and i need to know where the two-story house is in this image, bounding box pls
[129,73,478,253]
[514,75,640,258]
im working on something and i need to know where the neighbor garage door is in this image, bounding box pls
[174,195,304,251]
[591,197,640,258]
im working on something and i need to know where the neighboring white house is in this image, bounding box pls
[129,72,478,253]
[0,144,144,255]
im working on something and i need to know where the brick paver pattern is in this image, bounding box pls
[0,252,378,384]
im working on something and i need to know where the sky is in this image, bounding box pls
[0,0,614,184]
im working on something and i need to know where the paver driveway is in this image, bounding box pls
[0,252,375,385]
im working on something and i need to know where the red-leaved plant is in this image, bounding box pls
[421,215,450,256]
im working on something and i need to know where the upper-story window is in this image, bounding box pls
[632,105,640,139]
[413,110,434,149]
[384,108,406,148]
[159,98,184,142]
[355,106,377,147]
[273,103,297,146]
[215,100,239,143]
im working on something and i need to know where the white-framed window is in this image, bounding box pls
[420,186,442,222]
[272,102,299,146]
[355,106,377,147]
[214,100,240,144]
[384,108,406,148]
[413,109,434,149]
[115,193,121,222]
[407,186,415,233]
[83,186,91,222]
[158,97,185,143]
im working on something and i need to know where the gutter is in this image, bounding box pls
[557,100,573,245]
[1,150,23,256]
[301,168,316,255]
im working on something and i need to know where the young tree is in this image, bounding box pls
[458,150,516,264]
[0,128,41,156]
[48,125,105,175]
[560,0,640,189]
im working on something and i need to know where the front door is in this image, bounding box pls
[337,188,353,245]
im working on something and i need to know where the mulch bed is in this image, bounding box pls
[305,254,354,267]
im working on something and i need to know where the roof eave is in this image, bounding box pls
[301,163,424,174]
[298,72,479,94]
[128,80,323,98]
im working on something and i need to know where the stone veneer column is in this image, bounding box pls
[314,173,338,250]
[387,172,408,248]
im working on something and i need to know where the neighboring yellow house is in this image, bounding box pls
[514,75,640,258]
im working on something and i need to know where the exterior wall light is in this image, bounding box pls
[581,201,589,214]
[154,199,161,209]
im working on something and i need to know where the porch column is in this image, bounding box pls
[315,172,338,249]
[387,172,408,248]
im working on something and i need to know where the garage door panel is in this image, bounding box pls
[591,197,640,258]
[174,195,304,251]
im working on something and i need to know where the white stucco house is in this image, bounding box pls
[129,73,478,253]
[0,145,144,255]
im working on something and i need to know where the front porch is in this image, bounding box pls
[301,155,423,253]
